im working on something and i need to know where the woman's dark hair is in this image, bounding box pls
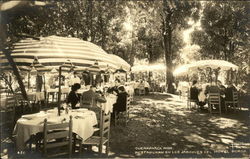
[118,86,125,92]
[192,80,197,85]
[71,83,81,91]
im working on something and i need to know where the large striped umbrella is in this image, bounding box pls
[0,36,130,73]
[108,54,130,71]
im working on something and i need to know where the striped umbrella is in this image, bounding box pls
[30,57,49,73]
[108,54,130,72]
[0,36,130,73]
[173,60,238,77]
[89,60,101,73]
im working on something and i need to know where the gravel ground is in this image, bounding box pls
[109,93,250,158]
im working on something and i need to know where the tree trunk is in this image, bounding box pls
[86,0,94,42]
[162,6,175,94]
[164,28,175,93]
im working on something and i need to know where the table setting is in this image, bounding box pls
[13,108,98,151]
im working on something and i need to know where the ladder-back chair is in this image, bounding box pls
[43,116,73,158]
[79,111,111,156]
[225,91,239,112]
[187,89,198,110]
[208,93,221,115]
[114,94,131,126]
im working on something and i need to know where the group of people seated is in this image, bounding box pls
[66,80,129,120]
[190,80,237,110]
[134,80,150,95]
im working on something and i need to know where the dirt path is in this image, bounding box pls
[109,93,250,158]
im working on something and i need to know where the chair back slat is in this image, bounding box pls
[46,141,69,149]
[103,128,109,135]
[233,91,238,101]
[47,131,69,140]
[47,122,69,130]
[103,114,110,121]
[103,122,110,130]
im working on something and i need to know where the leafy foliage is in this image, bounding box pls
[191,1,249,84]
[2,0,249,92]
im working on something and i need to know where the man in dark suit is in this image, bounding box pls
[81,85,106,110]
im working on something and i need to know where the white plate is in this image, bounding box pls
[77,108,88,111]
[22,114,37,120]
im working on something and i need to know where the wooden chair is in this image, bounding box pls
[208,93,221,115]
[114,95,131,126]
[225,91,239,112]
[73,108,102,153]
[187,90,198,110]
[42,116,73,158]
[123,95,131,125]
[79,111,111,157]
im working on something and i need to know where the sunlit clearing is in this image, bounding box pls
[184,134,206,144]
[137,96,188,116]
[209,117,240,129]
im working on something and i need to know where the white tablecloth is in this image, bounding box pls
[97,94,117,114]
[13,109,97,151]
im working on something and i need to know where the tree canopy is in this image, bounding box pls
[1,0,249,92]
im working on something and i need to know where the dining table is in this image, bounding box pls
[13,108,97,151]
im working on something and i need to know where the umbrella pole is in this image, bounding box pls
[43,74,47,108]
[58,67,62,116]
[28,73,30,90]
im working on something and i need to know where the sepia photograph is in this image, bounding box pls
[0,0,249,158]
